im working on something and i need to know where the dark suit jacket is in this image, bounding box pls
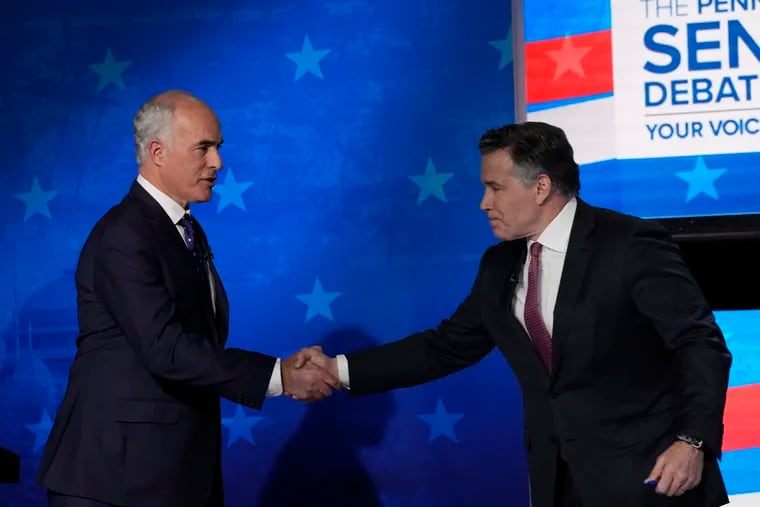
[346,200,731,507]
[37,181,277,507]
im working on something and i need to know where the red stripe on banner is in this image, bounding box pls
[723,383,760,452]
[525,30,613,105]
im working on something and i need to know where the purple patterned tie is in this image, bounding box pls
[177,214,208,280]
[524,242,552,371]
[177,214,197,251]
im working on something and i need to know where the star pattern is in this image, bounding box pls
[545,36,591,80]
[418,398,464,443]
[295,277,341,322]
[409,158,454,204]
[222,406,263,447]
[676,157,727,202]
[25,410,53,453]
[88,48,132,92]
[14,177,58,221]
[2,4,758,507]
[286,35,331,81]
[489,29,513,70]
[213,168,253,212]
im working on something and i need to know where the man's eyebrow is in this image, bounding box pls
[197,138,223,147]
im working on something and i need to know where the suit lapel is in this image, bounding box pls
[551,200,595,374]
[187,215,229,345]
[209,262,229,345]
[496,241,552,382]
[128,182,222,342]
[131,185,191,269]
[498,240,526,308]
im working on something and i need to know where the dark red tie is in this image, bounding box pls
[524,242,552,371]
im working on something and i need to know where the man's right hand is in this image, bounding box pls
[281,346,340,401]
[292,345,339,379]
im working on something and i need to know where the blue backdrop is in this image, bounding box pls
[1,1,757,506]
[0,1,523,506]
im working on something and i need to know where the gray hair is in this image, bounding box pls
[132,100,176,165]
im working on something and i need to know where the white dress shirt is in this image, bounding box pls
[335,197,578,387]
[513,197,576,337]
[136,175,283,396]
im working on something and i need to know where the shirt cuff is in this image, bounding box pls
[266,358,283,396]
[336,354,351,389]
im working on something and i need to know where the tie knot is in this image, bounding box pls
[530,241,542,258]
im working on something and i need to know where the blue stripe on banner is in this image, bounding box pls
[714,310,760,388]
[720,446,760,495]
[523,0,610,42]
[589,154,760,219]
[526,92,613,113]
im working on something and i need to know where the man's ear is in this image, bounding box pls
[535,173,553,204]
[148,139,165,167]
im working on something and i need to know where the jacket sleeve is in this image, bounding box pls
[625,221,731,458]
[346,252,495,395]
[93,221,276,409]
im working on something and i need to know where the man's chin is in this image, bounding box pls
[491,228,510,241]
[193,191,213,204]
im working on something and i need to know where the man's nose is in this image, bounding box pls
[208,148,222,170]
[480,191,490,211]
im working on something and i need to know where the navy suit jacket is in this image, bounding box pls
[37,181,276,507]
[345,200,732,507]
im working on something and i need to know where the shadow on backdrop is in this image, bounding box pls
[256,327,396,507]
[0,271,77,506]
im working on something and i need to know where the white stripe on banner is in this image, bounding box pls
[728,492,760,506]
[527,97,616,165]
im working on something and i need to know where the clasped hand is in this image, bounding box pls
[281,346,340,401]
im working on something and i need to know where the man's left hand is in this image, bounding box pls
[644,441,704,496]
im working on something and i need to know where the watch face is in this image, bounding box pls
[677,433,703,448]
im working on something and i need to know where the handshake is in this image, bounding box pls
[280,346,342,401]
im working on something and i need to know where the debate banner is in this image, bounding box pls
[612,0,759,159]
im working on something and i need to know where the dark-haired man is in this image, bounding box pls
[296,122,731,507]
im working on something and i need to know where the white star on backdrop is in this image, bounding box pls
[89,48,133,92]
[489,29,513,70]
[14,177,58,220]
[296,277,341,322]
[545,36,591,80]
[222,406,263,447]
[213,168,253,212]
[675,157,727,202]
[418,398,464,443]
[286,35,331,81]
[409,158,454,204]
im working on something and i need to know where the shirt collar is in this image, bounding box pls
[136,174,188,225]
[531,197,577,254]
